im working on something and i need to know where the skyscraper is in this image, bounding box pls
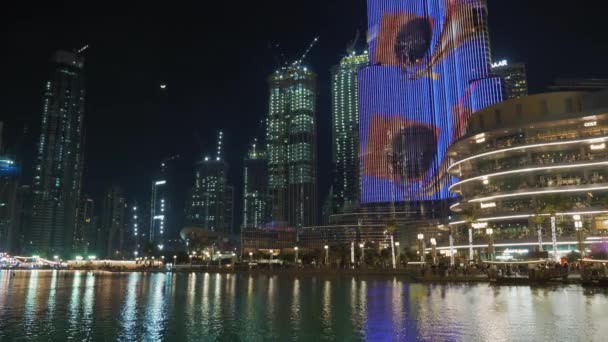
[188,131,234,235]
[100,186,127,258]
[242,139,269,229]
[359,0,502,205]
[74,195,95,255]
[491,60,528,99]
[267,65,317,228]
[129,201,141,257]
[150,158,174,250]
[331,51,369,215]
[0,157,20,253]
[29,50,86,257]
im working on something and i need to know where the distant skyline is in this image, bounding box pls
[0,0,606,230]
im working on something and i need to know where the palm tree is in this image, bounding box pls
[531,205,545,251]
[540,195,570,261]
[386,219,397,269]
[459,207,479,261]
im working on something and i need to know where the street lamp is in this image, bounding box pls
[417,234,425,263]
[394,242,400,268]
[269,249,274,268]
[574,215,584,256]
[294,247,299,267]
[359,243,365,267]
[430,238,437,265]
[486,228,494,261]
[249,251,253,262]
[324,245,329,266]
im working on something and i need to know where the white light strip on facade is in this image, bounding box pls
[448,210,608,225]
[155,180,166,185]
[429,240,601,251]
[448,136,608,172]
[449,161,608,191]
[468,185,608,203]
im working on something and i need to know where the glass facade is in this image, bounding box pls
[0,158,19,253]
[189,132,234,235]
[331,52,369,215]
[242,142,269,229]
[29,50,86,257]
[267,66,317,228]
[491,61,528,99]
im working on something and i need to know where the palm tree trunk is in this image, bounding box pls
[390,235,396,269]
[551,216,558,260]
[449,230,455,266]
[537,225,543,251]
[468,228,474,261]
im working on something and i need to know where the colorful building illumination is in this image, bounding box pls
[359,0,503,203]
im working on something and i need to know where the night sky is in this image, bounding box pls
[0,0,606,228]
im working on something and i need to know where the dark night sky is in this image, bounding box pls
[0,0,606,228]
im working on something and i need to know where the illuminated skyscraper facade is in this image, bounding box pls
[331,51,369,214]
[29,50,86,257]
[491,60,528,99]
[129,201,141,256]
[242,140,269,229]
[359,0,503,205]
[267,66,317,228]
[189,132,234,235]
[150,155,179,250]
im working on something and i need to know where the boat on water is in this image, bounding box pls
[580,258,608,286]
[484,260,568,284]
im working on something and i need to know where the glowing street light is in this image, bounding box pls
[486,228,495,260]
[294,247,299,266]
[359,242,365,266]
[430,238,437,264]
[324,245,329,266]
[417,234,425,263]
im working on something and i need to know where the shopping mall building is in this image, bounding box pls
[442,90,608,260]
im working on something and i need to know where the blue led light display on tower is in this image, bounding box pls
[359,0,503,203]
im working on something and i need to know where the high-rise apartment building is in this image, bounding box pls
[242,140,269,229]
[0,157,20,253]
[29,50,86,257]
[129,201,141,257]
[100,186,127,258]
[188,131,234,235]
[74,195,95,255]
[491,60,528,99]
[267,65,317,228]
[331,51,369,215]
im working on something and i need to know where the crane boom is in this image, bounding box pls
[292,37,319,67]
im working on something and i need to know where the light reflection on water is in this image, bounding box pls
[2,271,608,341]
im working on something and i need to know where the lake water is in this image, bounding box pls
[1,270,608,341]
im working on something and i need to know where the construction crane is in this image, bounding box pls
[291,36,319,67]
[76,44,89,54]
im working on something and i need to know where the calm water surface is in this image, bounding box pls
[1,270,608,341]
